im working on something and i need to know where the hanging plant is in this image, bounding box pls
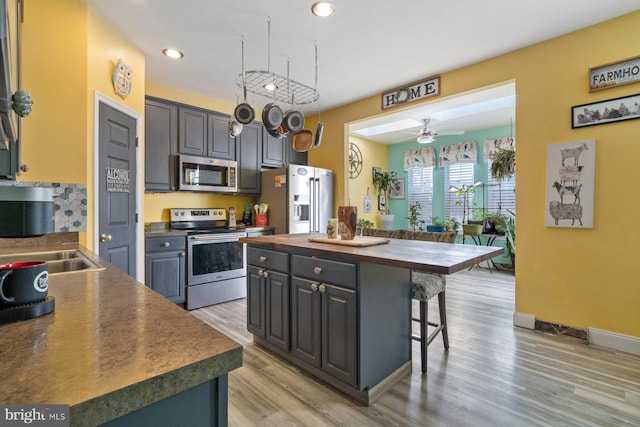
[491,148,516,181]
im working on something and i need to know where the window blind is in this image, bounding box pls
[444,163,474,223]
[407,167,433,225]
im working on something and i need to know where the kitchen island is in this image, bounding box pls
[0,235,242,427]
[240,233,503,404]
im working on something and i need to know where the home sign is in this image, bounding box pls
[381,76,440,110]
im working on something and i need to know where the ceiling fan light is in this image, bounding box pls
[311,1,335,17]
[417,134,434,144]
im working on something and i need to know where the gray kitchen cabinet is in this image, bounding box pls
[262,127,285,167]
[0,140,19,179]
[236,121,262,193]
[178,107,235,160]
[291,257,358,387]
[208,112,235,160]
[286,138,308,166]
[145,98,178,192]
[247,248,290,351]
[178,106,208,156]
[145,235,186,304]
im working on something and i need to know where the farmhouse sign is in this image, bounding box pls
[589,56,640,92]
[381,76,440,110]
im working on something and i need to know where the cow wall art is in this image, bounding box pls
[545,139,595,228]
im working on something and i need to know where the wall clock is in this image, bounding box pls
[349,142,363,179]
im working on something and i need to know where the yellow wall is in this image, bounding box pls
[21,0,145,250]
[319,11,640,337]
[347,136,388,227]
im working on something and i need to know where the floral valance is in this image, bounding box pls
[483,137,515,159]
[403,147,436,169]
[438,141,477,167]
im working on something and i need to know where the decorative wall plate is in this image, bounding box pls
[349,142,363,179]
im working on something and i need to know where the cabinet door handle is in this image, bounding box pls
[311,283,318,291]
[179,252,185,257]
[258,269,265,277]
[262,270,269,278]
[260,255,267,263]
[100,233,112,242]
[163,241,170,247]
[319,284,326,293]
[313,266,322,275]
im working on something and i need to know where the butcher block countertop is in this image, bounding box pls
[0,237,242,426]
[240,232,504,275]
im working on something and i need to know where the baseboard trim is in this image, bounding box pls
[589,328,640,356]
[513,312,535,329]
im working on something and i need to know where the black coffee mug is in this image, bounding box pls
[0,261,49,305]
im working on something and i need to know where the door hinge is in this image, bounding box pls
[135,213,138,223]
[135,136,139,147]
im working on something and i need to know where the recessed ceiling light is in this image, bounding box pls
[311,1,335,17]
[162,48,184,59]
[263,83,278,91]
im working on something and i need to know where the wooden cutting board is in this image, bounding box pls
[308,236,390,247]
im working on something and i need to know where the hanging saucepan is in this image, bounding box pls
[262,103,284,130]
[282,110,305,133]
[291,129,313,152]
[314,121,324,148]
[229,120,243,138]
[234,99,255,125]
[265,125,286,139]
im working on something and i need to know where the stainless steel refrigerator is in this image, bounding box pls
[261,165,334,234]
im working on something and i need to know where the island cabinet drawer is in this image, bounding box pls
[291,255,357,289]
[145,236,186,252]
[247,247,289,273]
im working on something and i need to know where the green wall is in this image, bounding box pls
[387,124,514,264]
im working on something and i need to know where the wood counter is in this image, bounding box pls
[0,242,242,426]
[240,232,504,274]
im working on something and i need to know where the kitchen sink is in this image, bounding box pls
[0,250,105,275]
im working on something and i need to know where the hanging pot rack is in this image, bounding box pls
[235,19,320,105]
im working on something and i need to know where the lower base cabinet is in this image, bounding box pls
[246,244,412,405]
[291,277,357,387]
[145,236,186,304]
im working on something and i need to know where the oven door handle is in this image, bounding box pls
[188,232,247,242]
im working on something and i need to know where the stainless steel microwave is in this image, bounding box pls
[178,154,237,193]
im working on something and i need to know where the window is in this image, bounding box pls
[407,167,433,225]
[444,163,474,223]
[487,159,516,214]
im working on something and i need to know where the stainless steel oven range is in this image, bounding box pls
[170,208,247,310]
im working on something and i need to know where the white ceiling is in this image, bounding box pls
[85,0,639,143]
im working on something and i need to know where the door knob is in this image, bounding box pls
[100,233,112,242]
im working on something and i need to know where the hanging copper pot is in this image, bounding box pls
[291,130,313,152]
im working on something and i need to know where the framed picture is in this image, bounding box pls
[390,178,405,199]
[378,194,386,211]
[545,139,595,229]
[372,167,381,182]
[571,93,640,128]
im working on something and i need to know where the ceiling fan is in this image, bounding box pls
[413,119,464,144]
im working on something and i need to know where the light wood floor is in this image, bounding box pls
[192,268,640,426]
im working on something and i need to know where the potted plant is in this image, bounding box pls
[406,201,426,232]
[427,216,447,232]
[450,182,483,235]
[502,210,516,268]
[356,218,374,236]
[490,148,516,182]
[373,170,397,230]
[444,218,459,232]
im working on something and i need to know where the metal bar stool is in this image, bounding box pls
[411,271,449,373]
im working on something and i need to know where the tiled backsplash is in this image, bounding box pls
[0,181,87,232]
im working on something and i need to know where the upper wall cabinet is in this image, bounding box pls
[262,127,285,168]
[178,107,235,160]
[145,98,178,192]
